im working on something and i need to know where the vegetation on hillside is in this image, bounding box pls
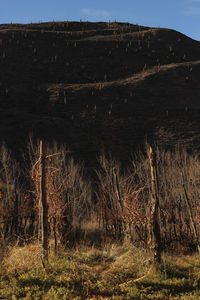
[0,21,200,164]
[1,20,200,298]
[0,140,200,298]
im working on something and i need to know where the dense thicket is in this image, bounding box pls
[0,141,199,253]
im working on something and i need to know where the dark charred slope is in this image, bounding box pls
[0,21,200,165]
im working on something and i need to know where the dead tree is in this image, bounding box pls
[39,141,49,263]
[182,174,200,254]
[149,146,161,263]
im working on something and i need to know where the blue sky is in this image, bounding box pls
[1,0,200,41]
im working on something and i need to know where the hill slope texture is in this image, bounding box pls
[0,21,200,163]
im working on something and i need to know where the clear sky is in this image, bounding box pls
[1,0,200,41]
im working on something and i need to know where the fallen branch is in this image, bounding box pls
[119,260,153,287]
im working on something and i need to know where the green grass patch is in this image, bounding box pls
[1,244,200,299]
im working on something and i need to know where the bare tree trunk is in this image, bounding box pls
[113,167,122,209]
[149,146,161,264]
[178,196,183,239]
[113,167,127,239]
[182,176,200,254]
[52,217,57,254]
[14,185,19,236]
[39,141,49,263]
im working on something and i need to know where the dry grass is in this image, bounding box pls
[1,242,200,299]
[1,242,42,275]
[99,242,151,283]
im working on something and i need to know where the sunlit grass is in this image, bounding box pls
[1,243,200,299]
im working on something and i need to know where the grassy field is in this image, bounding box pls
[1,242,200,299]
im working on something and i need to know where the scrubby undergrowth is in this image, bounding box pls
[1,142,200,298]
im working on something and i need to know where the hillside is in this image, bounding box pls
[0,21,200,164]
